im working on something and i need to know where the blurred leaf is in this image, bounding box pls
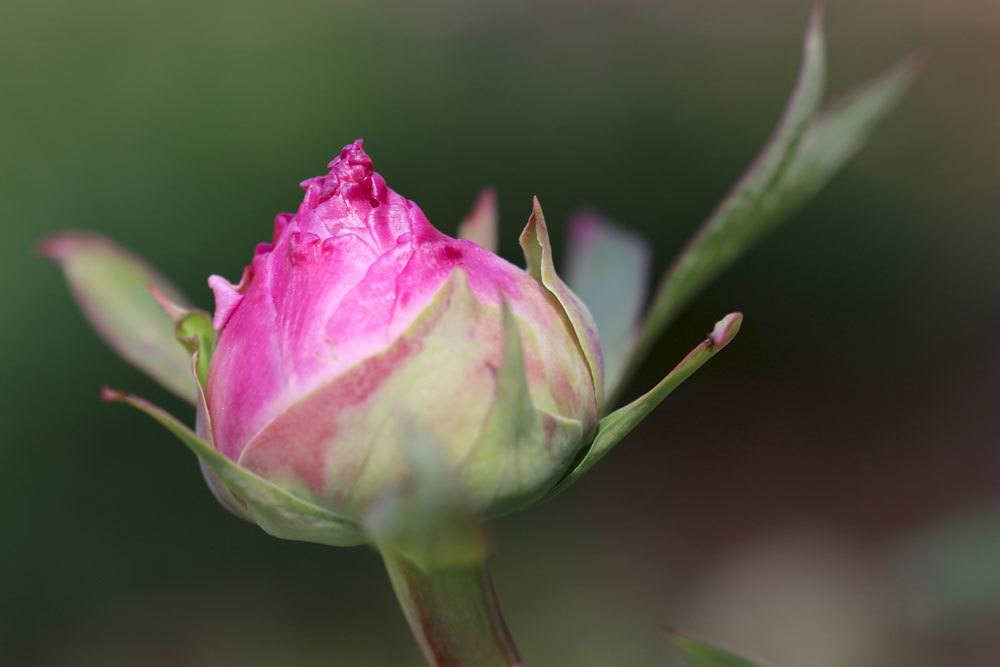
[364,427,489,570]
[40,232,197,403]
[457,188,499,252]
[772,56,921,217]
[102,388,366,547]
[671,634,765,667]
[564,211,652,406]
[546,313,741,498]
[892,508,1000,628]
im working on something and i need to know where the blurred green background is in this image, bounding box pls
[3,0,999,665]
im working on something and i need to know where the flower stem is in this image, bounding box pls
[382,550,523,667]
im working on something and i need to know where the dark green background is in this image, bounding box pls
[3,1,999,665]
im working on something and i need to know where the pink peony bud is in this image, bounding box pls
[204,140,603,517]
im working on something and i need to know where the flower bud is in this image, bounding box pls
[205,140,602,518]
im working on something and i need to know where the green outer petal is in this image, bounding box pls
[519,196,605,407]
[102,388,365,547]
[611,4,825,406]
[564,212,652,405]
[457,188,499,253]
[40,232,197,403]
[670,633,766,667]
[545,313,741,499]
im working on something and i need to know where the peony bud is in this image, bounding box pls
[204,140,603,518]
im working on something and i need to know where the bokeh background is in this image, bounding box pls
[3,0,999,665]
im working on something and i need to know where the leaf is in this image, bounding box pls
[670,633,766,667]
[611,4,824,405]
[771,55,920,218]
[102,388,365,547]
[546,313,741,498]
[457,188,499,253]
[612,5,917,407]
[564,211,652,404]
[520,196,605,406]
[40,232,197,403]
[363,428,489,570]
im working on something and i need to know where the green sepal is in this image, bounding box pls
[175,310,215,388]
[520,196,605,406]
[545,313,741,499]
[564,212,652,406]
[40,232,197,403]
[364,429,489,571]
[462,299,581,515]
[102,388,365,547]
[670,633,765,667]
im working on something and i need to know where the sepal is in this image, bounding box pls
[462,299,583,515]
[519,197,605,406]
[40,232,197,403]
[544,313,741,499]
[457,188,499,253]
[564,211,652,405]
[101,388,365,546]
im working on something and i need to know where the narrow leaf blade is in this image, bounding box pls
[613,5,826,405]
[41,232,197,403]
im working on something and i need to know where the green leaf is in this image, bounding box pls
[547,313,741,498]
[102,388,365,547]
[611,5,824,406]
[612,5,916,408]
[670,634,766,667]
[363,428,489,570]
[771,55,920,218]
[564,211,652,405]
[40,232,197,403]
[457,188,499,253]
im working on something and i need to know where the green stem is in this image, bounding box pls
[382,550,523,667]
